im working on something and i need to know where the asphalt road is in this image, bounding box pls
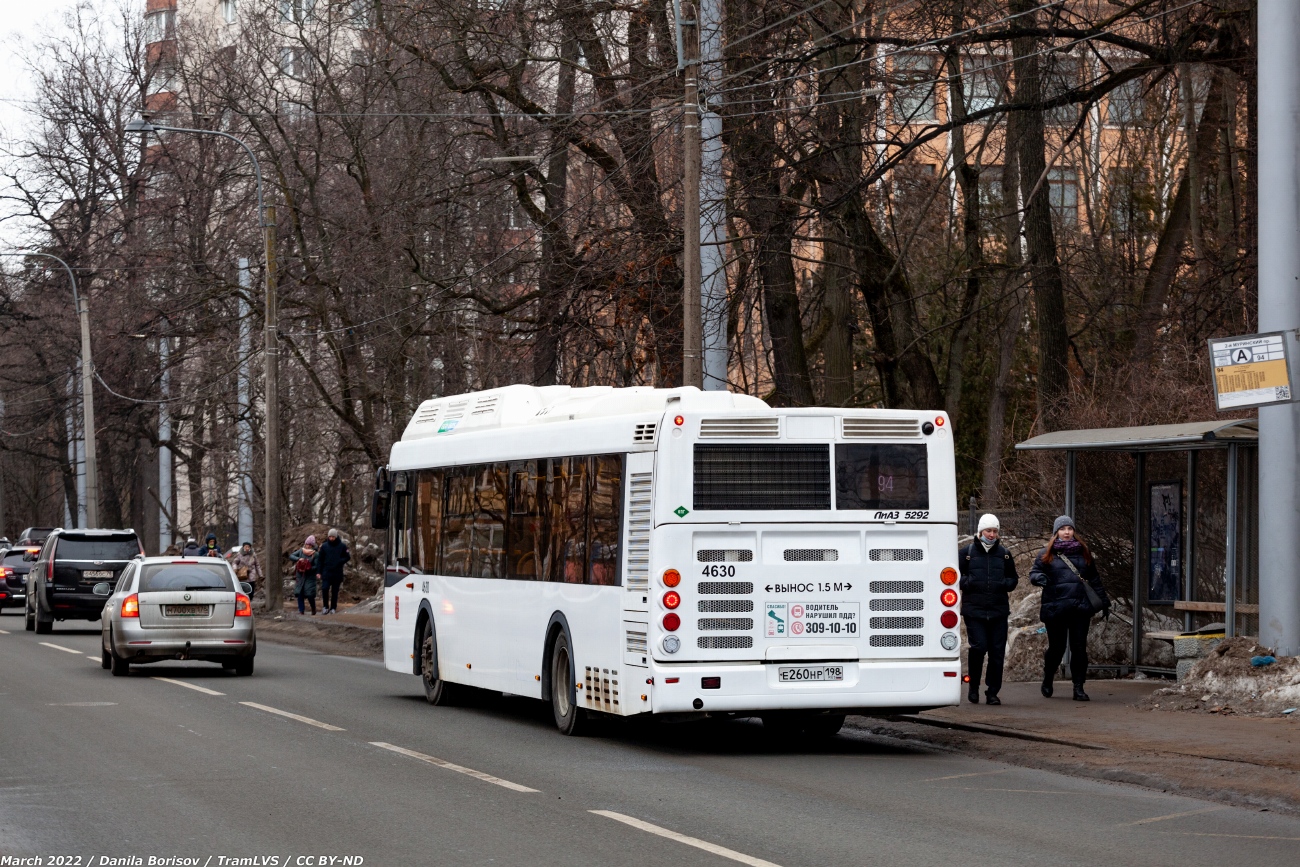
[2,610,1298,867]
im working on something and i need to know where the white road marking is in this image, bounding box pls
[86,656,99,661]
[1120,806,1226,826]
[0,629,10,634]
[240,701,345,731]
[153,677,226,696]
[590,810,783,867]
[921,769,1011,782]
[1163,832,1300,841]
[370,742,539,793]
[40,642,83,655]
[939,787,1081,794]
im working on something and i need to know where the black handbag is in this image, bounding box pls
[1059,553,1106,613]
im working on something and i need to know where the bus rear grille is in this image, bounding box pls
[624,473,653,592]
[870,634,924,647]
[870,617,924,630]
[698,618,754,631]
[699,417,780,438]
[870,548,924,562]
[784,548,838,562]
[698,599,753,613]
[869,598,923,612]
[698,636,753,649]
[697,549,754,562]
[625,629,648,655]
[698,581,753,595]
[633,423,658,443]
[869,580,924,594]
[842,418,921,439]
[693,444,831,510]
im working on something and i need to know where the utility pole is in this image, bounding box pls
[236,258,254,547]
[264,206,282,613]
[698,0,728,390]
[681,7,703,388]
[158,326,173,550]
[1258,0,1300,655]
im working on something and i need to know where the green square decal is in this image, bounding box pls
[674,506,690,518]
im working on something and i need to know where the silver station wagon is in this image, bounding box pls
[100,556,256,676]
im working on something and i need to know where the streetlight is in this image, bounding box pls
[0,251,98,528]
[126,117,282,612]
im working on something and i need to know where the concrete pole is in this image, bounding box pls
[1225,443,1238,638]
[1258,0,1300,656]
[699,0,728,390]
[681,11,703,388]
[76,286,98,528]
[158,327,173,550]
[236,258,255,546]
[264,206,283,614]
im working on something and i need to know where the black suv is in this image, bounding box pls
[25,529,143,634]
[0,544,42,614]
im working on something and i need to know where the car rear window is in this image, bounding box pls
[54,537,141,561]
[3,552,31,567]
[139,563,234,592]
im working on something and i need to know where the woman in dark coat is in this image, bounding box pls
[1030,516,1110,701]
[959,513,1019,705]
[289,535,320,616]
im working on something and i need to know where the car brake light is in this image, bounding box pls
[121,594,139,618]
[235,593,252,616]
[47,559,53,580]
[940,588,958,607]
[940,567,958,585]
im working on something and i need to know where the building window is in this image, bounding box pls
[280,0,317,22]
[962,56,1000,115]
[1107,77,1145,126]
[1045,56,1079,126]
[1048,168,1078,227]
[144,9,176,44]
[220,0,237,24]
[1108,167,1150,235]
[893,54,937,122]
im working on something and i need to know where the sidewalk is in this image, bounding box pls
[854,680,1300,815]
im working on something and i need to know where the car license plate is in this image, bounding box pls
[778,664,845,683]
[82,570,113,579]
[164,604,210,617]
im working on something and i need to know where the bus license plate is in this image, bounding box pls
[778,664,845,683]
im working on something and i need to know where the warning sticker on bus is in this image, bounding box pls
[766,602,859,638]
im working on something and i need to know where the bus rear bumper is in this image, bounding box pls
[648,659,961,714]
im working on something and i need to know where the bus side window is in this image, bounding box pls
[441,467,475,577]
[548,457,588,583]
[391,472,413,569]
[473,463,508,579]
[508,461,545,580]
[588,455,623,586]
[416,469,443,574]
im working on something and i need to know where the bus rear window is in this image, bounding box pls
[694,444,831,510]
[835,444,929,510]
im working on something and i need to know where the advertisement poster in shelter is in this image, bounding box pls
[1148,482,1182,603]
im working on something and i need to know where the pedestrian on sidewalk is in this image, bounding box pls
[227,542,263,598]
[182,537,201,557]
[1030,516,1110,701]
[290,535,320,616]
[316,528,351,615]
[202,532,224,558]
[959,514,1019,705]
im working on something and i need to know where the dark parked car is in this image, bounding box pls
[17,527,55,546]
[25,529,143,634]
[0,545,42,614]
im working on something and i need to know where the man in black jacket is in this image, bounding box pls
[959,514,1019,705]
[317,528,351,615]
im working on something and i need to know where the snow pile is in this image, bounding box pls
[1168,637,1300,708]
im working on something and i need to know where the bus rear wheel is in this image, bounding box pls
[420,619,459,706]
[549,631,587,736]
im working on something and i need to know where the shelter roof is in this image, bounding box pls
[1015,418,1257,452]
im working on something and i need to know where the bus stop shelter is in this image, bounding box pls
[1016,419,1259,673]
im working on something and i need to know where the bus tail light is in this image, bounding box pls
[662,613,680,631]
[940,567,958,585]
[662,635,681,654]
[940,588,958,607]
[940,610,959,629]
[121,594,139,618]
[235,594,252,616]
[662,569,681,587]
[673,415,685,426]
[662,591,681,609]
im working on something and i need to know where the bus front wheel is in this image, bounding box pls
[420,619,459,706]
[549,631,588,736]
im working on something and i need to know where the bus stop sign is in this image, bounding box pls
[1209,331,1295,411]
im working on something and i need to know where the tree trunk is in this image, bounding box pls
[981,290,1023,507]
[1011,0,1070,429]
[821,221,855,406]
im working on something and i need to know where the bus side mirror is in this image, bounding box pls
[371,466,391,530]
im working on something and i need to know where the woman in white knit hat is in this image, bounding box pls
[959,514,1019,704]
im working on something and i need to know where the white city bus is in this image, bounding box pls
[374,385,961,735]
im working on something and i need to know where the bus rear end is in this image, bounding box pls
[645,407,961,717]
